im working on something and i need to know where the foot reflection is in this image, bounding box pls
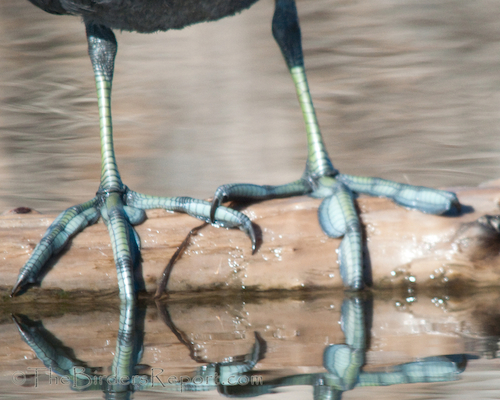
[11,293,475,399]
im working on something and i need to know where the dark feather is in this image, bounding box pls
[27,0,259,33]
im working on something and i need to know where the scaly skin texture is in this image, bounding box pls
[210,2,460,290]
[11,304,266,397]
[12,299,465,399]
[14,0,460,298]
[11,22,255,303]
[218,296,465,398]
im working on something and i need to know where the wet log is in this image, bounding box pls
[1,181,500,296]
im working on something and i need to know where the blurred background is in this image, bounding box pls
[1,0,500,213]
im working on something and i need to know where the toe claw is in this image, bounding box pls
[248,224,257,254]
[210,186,229,223]
[210,197,220,223]
[12,199,100,297]
[11,281,23,298]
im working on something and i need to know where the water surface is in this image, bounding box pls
[2,1,500,399]
[2,291,500,399]
[1,0,500,212]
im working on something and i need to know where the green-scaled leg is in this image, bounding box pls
[12,302,266,397]
[12,303,148,397]
[218,296,465,399]
[12,298,465,399]
[210,0,460,290]
[11,22,255,302]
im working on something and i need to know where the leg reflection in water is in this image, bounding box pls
[12,295,467,399]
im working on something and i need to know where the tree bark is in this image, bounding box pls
[1,182,500,296]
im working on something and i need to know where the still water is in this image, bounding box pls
[2,0,500,399]
[1,0,500,212]
[2,292,500,399]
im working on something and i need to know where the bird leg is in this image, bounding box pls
[210,0,460,290]
[11,22,255,302]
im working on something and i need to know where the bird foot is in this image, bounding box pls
[11,185,256,300]
[210,172,460,290]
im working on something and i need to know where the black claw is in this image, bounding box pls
[11,278,27,298]
[209,197,219,223]
[211,186,230,223]
[10,285,20,298]
[245,221,257,254]
[11,314,24,329]
[251,233,257,253]
[442,198,462,217]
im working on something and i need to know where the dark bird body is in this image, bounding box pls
[12,0,460,301]
[28,0,259,32]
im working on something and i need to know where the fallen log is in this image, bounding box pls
[1,181,500,296]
